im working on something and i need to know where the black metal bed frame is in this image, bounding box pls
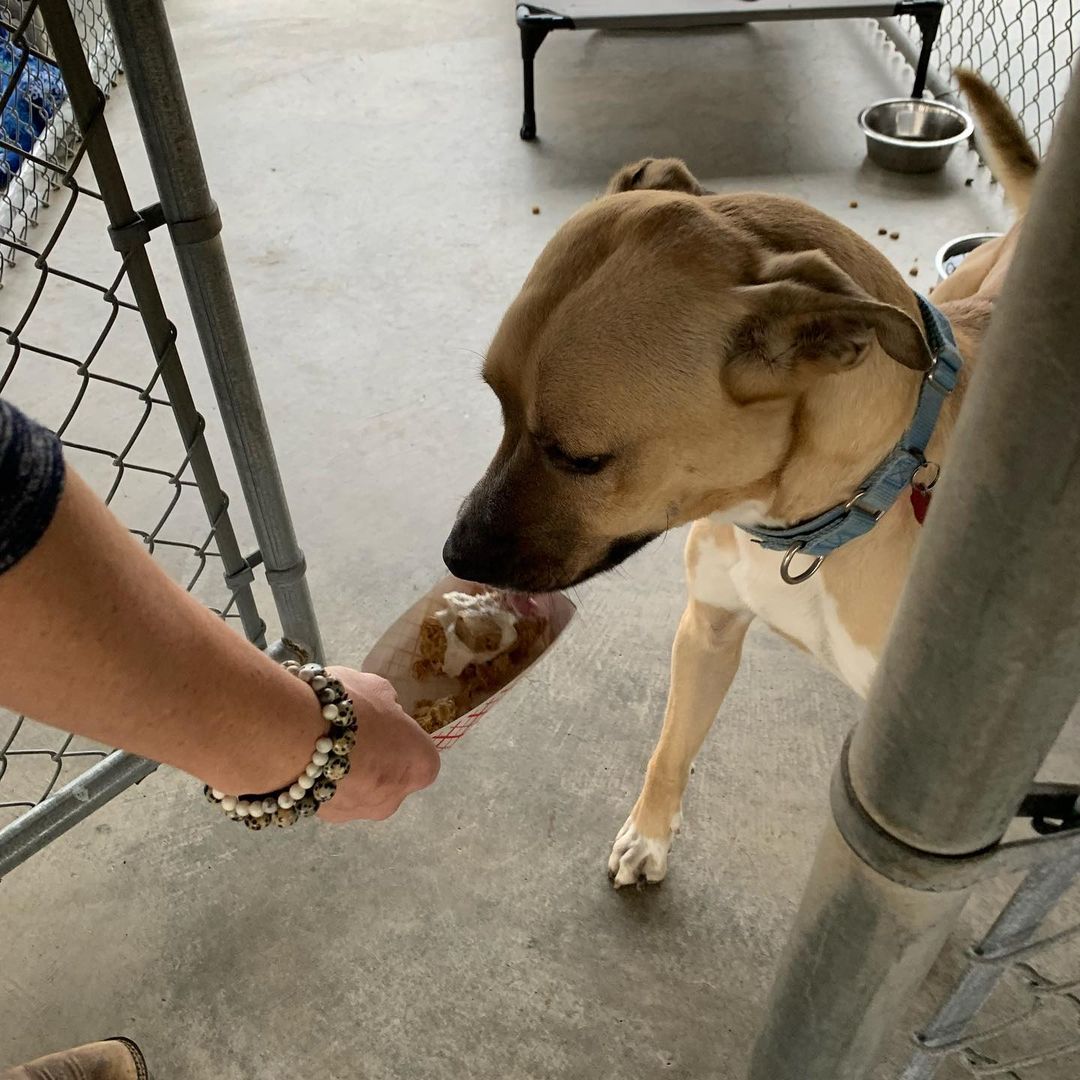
[516,0,946,139]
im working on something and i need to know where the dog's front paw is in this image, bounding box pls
[607,810,681,888]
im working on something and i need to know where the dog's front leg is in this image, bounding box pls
[609,594,752,887]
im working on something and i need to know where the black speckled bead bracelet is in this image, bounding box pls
[204,662,357,828]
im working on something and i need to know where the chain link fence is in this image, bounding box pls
[904,780,1080,1079]
[0,0,318,873]
[928,0,1075,157]
[0,0,117,285]
[899,838,1080,1079]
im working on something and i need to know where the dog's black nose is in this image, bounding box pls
[442,528,500,586]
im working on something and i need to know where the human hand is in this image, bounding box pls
[317,667,441,823]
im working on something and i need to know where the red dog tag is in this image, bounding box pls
[910,486,931,524]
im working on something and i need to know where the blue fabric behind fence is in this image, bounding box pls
[0,27,67,191]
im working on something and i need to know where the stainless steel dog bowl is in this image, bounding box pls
[935,232,1005,281]
[858,98,974,174]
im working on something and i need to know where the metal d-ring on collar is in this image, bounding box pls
[741,292,964,586]
[779,491,886,585]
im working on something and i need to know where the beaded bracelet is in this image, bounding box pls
[203,661,357,829]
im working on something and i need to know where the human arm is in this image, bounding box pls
[0,401,438,821]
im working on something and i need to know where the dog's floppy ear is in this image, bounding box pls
[733,250,932,373]
[605,157,707,196]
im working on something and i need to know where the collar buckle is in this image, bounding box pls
[845,488,886,522]
[924,342,962,397]
[924,359,952,396]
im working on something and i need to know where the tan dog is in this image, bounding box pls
[443,73,1037,886]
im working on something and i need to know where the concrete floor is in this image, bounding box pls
[3,2,1079,1078]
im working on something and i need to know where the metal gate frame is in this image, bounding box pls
[0,0,322,878]
[747,56,1080,1080]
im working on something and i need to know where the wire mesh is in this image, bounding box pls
[922,0,1075,156]
[905,877,1080,1079]
[954,964,1080,1078]
[0,0,117,285]
[0,0,265,833]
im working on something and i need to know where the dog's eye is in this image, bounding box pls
[567,454,610,475]
[544,443,613,476]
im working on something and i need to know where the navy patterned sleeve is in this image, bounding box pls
[0,398,65,575]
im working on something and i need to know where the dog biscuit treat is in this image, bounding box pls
[453,611,505,653]
[411,617,449,678]
[413,696,457,734]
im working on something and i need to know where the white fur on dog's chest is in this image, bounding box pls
[690,527,878,697]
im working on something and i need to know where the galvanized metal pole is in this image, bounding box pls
[750,65,1080,1080]
[0,751,156,880]
[102,0,324,662]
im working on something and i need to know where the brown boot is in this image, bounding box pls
[0,1038,148,1080]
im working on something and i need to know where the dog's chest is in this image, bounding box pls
[691,529,878,697]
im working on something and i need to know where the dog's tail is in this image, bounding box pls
[956,69,1039,212]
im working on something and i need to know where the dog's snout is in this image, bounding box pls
[444,453,602,591]
[442,524,496,585]
[443,489,570,591]
[442,500,518,587]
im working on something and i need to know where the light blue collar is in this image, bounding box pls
[738,293,962,584]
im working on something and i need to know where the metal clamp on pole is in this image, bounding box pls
[107,202,165,252]
[831,736,1080,894]
[167,202,222,247]
[264,553,309,589]
[223,560,257,592]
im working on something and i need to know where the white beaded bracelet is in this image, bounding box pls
[203,661,358,828]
